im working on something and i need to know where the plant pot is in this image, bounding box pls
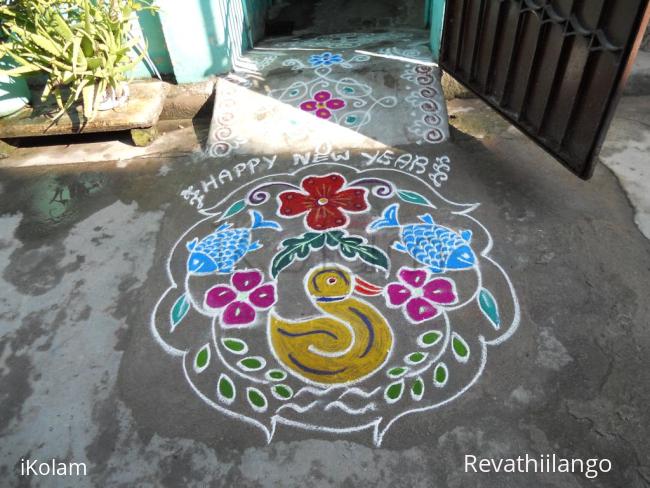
[0,59,31,117]
[96,82,130,111]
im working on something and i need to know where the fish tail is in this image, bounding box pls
[368,204,400,232]
[250,210,282,231]
[248,241,263,252]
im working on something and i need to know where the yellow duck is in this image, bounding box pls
[269,265,393,385]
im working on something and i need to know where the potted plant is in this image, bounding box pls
[0,0,155,122]
[0,1,30,117]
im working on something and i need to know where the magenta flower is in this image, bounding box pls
[205,270,276,327]
[300,90,345,119]
[385,268,458,323]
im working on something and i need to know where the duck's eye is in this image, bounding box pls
[327,277,338,285]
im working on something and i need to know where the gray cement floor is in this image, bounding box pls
[1,22,650,488]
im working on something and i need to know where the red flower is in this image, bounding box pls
[278,174,368,230]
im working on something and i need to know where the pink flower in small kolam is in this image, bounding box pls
[300,90,346,119]
[205,270,276,327]
[385,268,458,323]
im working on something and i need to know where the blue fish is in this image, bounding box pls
[368,204,476,273]
[186,211,280,275]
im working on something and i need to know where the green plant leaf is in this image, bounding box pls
[387,366,408,378]
[246,387,268,412]
[271,384,293,400]
[53,12,74,42]
[221,338,248,355]
[405,352,428,365]
[194,344,210,373]
[0,64,40,76]
[82,82,96,120]
[417,330,443,347]
[479,288,501,329]
[411,377,424,401]
[384,380,404,403]
[397,190,434,207]
[325,231,389,270]
[237,357,266,371]
[217,374,235,405]
[170,294,190,331]
[266,370,287,381]
[452,333,470,363]
[220,200,246,221]
[271,232,327,278]
[433,363,448,387]
[325,230,344,246]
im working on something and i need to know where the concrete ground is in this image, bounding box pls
[2,7,650,488]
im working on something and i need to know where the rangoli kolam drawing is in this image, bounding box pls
[152,162,520,446]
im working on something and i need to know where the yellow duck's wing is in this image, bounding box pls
[269,298,393,385]
[270,314,353,381]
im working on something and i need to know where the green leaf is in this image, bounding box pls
[0,64,40,76]
[411,377,424,401]
[81,82,96,120]
[325,231,389,270]
[433,363,448,387]
[217,374,235,405]
[387,366,408,378]
[266,370,287,381]
[53,12,74,42]
[325,231,344,246]
[452,333,470,363]
[384,380,404,403]
[237,357,266,371]
[220,200,246,221]
[26,31,62,57]
[479,288,501,329]
[221,338,248,355]
[271,232,327,278]
[170,294,190,331]
[247,387,268,412]
[418,330,443,347]
[405,352,428,365]
[194,344,210,373]
[397,190,434,207]
[271,384,294,400]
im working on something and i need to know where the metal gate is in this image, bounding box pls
[440,0,650,178]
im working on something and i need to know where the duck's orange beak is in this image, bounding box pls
[354,277,383,296]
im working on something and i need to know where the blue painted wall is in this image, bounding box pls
[152,0,270,84]
[131,8,174,78]
[429,0,446,62]
[131,0,442,83]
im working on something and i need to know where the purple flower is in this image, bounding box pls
[385,268,458,323]
[300,90,346,119]
[205,270,276,327]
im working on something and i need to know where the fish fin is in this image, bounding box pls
[460,230,473,242]
[392,241,408,253]
[250,210,282,231]
[368,204,400,232]
[215,223,232,232]
[186,238,198,251]
[418,214,435,225]
[248,241,263,252]
[428,265,444,274]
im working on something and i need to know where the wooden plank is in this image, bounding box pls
[0,81,168,139]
